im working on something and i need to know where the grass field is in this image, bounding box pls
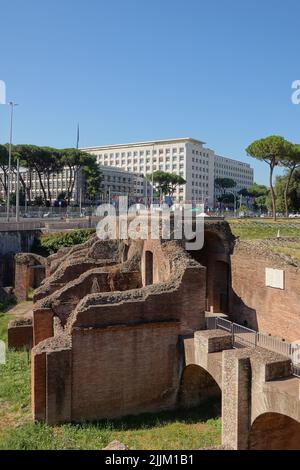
[228,218,300,240]
[0,312,221,450]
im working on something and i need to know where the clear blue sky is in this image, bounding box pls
[1,0,300,185]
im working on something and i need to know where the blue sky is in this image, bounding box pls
[1,0,300,185]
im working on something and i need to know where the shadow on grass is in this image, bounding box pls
[69,397,221,432]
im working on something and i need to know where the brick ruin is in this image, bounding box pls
[31,230,208,424]
[8,219,300,449]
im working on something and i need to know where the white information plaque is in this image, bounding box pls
[265,268,285,290]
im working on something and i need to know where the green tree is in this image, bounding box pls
[146,171,186,197]
[269,170,300,214]
[239,183,269,212]
[83,161,102,203]
[214,177,237,195]
[246,136,293,220]
[60,149,101,204]
[218,193,235,204]
[14,145,51,204]
[279,143,300,217]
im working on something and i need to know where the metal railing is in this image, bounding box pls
[206,317,300,378]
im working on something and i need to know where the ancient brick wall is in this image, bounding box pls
[230,243,300,342]
[70,323,181,421]
[8,320,33,350]
[14,253,45,301]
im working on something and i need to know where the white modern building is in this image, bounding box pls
[82,138,215,206]
[0,166,146,204]
[82,138,254,207]
[100,166,145,201]
[214,154,254,199]
[0,167,80,204]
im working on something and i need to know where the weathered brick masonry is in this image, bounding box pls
[229,240,300,342]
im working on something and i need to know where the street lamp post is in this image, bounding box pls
[6,101,18,222]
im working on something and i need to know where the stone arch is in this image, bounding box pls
[178,364,221,412]
[144,250,154,286]
[189,230,230,313]
[249,412,300,450]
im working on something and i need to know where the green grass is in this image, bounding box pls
[0,408,221,450]
[0,313,221,450]
[228,218,300,240]
[273,241,300,263]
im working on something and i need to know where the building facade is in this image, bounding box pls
[99,166,146,201]
[83,138,215,206]
[214,154,254,200]
[0,166,146,205]
[83,138,254,206]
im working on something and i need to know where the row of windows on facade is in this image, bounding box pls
[214,175,253,184]
[5,188,76,198]
[215,165,253,175]
[191,158,209,165]
[191,167,209,174]
[191,174,209,180]
[97,147,187,159]
[101,185,144,194]
[98,156,186,166]
[103,175,134,183]
[101,162,185,174]
[191,150,210,157]
[215,171,253,178]
[192,190,209,195]
[14,171,73,181]
[192,182,209,187]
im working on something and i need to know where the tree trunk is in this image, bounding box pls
[67,165,74,204]
[0,172,8,198]
[47,174,52,205]
[269,164,276,220]
[69,167,79,204]
[284,166,295,218]
[35,169,48,205]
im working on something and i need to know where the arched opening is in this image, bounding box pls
[189,231,229,313]
[178,364,221,415]
[249,413,300,450]
[145,251,153,286]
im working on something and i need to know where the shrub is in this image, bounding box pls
[33,229,95,256]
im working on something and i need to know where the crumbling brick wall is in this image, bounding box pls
[229,240,300,342]
[31,235,207,424]
[8,318,33,350]
[14,253,46,301]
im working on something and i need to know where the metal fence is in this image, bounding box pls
[206,317,300,378]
